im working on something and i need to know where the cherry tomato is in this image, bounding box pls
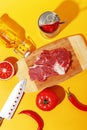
[36,88,59,111]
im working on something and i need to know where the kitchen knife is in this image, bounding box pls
[0,79,27,125]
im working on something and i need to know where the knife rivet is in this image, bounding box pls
[15,101,17,103]
[20,88,22,90]
[11,109,13,111]
[18,92,20,94]
[17,97,19,99]
[13,105,15,107]
[9,113,11,115]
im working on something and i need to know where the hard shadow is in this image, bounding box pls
[80,33,87,46]
[54,0,85,32]
[49,85,65,105]
[0,13,36,51]
[5,56,18,75]
[0,13,26,41]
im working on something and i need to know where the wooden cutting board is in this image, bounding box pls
[16,34,87,93]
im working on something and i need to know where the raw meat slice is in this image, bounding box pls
[29,65,46,81]
[29,65,57,81]
[55,48,71,70]
[35,50,56,66]
[29,48,71,81]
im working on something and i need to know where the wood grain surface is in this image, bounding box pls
[17,35,87,92]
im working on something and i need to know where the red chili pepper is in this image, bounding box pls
[66,88,87,111]
[19,110,44,130]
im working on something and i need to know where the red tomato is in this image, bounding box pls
[36,88,59,111]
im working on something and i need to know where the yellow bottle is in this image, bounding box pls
[0,14,36,57]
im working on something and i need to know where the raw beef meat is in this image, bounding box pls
[29,48,71,81]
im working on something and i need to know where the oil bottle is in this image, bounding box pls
[0,14,36,57]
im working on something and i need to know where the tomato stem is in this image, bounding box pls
[44,99,49,104]
[65,87,71,97]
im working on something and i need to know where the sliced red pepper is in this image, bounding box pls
[66,88,87,111]
[19,110,44,130]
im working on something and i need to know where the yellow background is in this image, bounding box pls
[0,0,87,130]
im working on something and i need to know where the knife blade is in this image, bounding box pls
[0,79,27,125]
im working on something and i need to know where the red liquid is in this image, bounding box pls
[40,21,59,33]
